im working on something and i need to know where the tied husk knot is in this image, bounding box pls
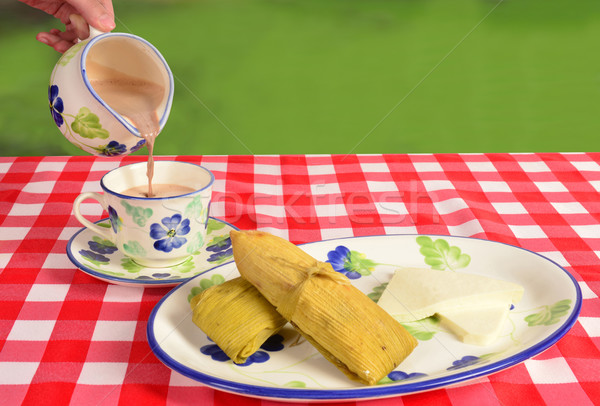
[276,261,350,320]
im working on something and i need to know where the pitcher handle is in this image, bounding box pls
[69,14,108,42]
[88,25,105,40]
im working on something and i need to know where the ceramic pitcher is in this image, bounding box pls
[48,27,174,156]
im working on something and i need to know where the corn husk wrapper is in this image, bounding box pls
[230,230,418,385]
[190,277,287,364]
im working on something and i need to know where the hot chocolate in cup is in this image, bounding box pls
[121,184,196,198]
[73,161,213,267]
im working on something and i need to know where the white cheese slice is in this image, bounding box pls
[377,267,524,322]
[436,303,510,346]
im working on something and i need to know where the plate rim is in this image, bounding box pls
[66,216,238,287]
[147,233,582,401]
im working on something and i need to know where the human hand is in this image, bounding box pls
[20,0,115,53]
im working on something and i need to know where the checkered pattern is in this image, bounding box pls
[1,153,599,405]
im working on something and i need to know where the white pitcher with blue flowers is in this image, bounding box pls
[49,26,174,156]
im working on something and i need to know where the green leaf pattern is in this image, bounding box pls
[185,195,207,220]
[87,266,124,277]
[401,317,440,341]
[188,274,226,302]
[123,240,146,257]
[283,381,306,388]
[207,220,226,234]
[57,41,84,66]
[186,232,205,254]
[121,201,153,226]
[172,258,195,274]
[416,236,471,270]
[347,250,378,276]
[368,282,388,302]
[121,257,144,273]
[120,251,194,274]
[525,299,572,326]
[92,235,115,249]
[71,107,110,139]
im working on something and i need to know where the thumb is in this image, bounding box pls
[67,0,115,32]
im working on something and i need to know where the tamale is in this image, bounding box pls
[190,277,287,364]
[230,230,418,385]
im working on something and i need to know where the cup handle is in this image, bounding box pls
[73,192,113,241]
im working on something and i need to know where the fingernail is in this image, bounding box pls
[38,36,49,45]
[99,14,115,30]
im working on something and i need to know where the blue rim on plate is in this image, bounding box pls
[147,233,582,401]
[67,216,238,287]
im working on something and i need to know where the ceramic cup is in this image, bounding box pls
[49,26,174,156]
[73,161,213,267]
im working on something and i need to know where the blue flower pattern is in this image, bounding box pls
[206,236,233,263]
[327,245,361,279]
[79,249,109,263]
[99,141,128,156]
[259,334,285,351]
[200,334,284,366]
[136,273,179,280]
[447,355,481,371]
[150,214,191,252]
[206,236,232,252]
[88,240,117,255]
[108,206,121,233]
[201,343,233,362]
[387,371,427,382]
[208,248,233,263]
[48,85,64,127]
[130,139,146,152]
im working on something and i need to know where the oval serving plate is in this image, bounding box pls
[147,234,581,402]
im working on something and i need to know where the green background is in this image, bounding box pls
[1,0,599,157]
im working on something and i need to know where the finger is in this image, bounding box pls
[36,32,77,54]
[48,24,80,44]
[58,26,80,42]
[98,0,115,18]
[67,0,115,31]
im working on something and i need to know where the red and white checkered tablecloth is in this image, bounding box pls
[1,153,599,405]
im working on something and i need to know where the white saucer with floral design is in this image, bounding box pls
[148,234,581,401]
[67,217,237,287]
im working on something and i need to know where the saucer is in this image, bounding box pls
[66,217,238,287]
